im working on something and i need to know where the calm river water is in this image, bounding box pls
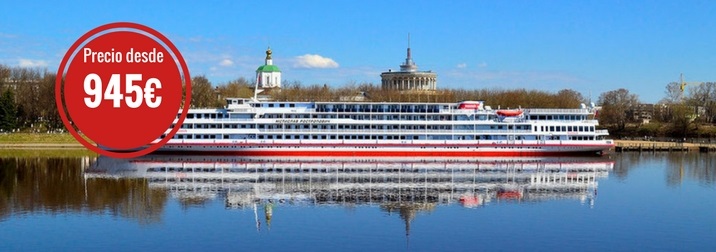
[1,153,715,251]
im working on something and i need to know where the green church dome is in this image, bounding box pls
[257,65,281,72]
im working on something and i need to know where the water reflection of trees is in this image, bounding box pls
[0,157,168,224]
[664,153,716,186]
[613,153,716,186]
[612,153,645,179]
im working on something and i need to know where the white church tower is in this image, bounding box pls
[255,47,282,89]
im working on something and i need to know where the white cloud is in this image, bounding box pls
[0,33,17,39]
[18,59,48,68]
[219,59,233,66]
[478,62,488,68]
[456,63,467,68]
[293,54,339,69]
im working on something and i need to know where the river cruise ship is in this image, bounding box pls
[156,99,613,156]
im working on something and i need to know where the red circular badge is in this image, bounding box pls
[56,22,192,158]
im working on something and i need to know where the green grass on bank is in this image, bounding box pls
[0,133,85,144]
[0,148,96,158]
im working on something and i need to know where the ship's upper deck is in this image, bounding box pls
[224,98,594,116]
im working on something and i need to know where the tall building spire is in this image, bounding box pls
[407,33,411,62]
[400,33,417,72]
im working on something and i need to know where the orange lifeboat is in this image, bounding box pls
[496,109,523,117]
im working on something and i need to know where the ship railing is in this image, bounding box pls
[494,118,529,123]
[228,108,255,113]
[525,108,589,114]
[595,129,609,134]
[181,118,255,122]
[255,129,535,134]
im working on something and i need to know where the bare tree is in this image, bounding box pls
[663,82,684,104]
[555,89,585,108]
[685,82,716,123]
[190,75,216,108]
[213,77,254,107]
[598,88,640,130]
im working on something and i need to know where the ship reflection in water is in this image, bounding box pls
[86,155,613,229]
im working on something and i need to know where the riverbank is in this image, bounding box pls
[0,134,91,157]
[613,140,716,152]
[1,133,714,153]
[0,133,83,144]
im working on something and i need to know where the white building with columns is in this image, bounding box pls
[380,45,437,91]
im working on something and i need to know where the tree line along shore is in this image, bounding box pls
[2,64,715,140]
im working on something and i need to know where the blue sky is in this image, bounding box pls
[2,0,716,103]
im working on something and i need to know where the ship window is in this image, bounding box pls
[188,114,195,119]
[550,126,555,131]
[269,104,274,107]
[280,104,285,108]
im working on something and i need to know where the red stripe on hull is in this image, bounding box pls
[152,149,604,157]
[170,142,614,148]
